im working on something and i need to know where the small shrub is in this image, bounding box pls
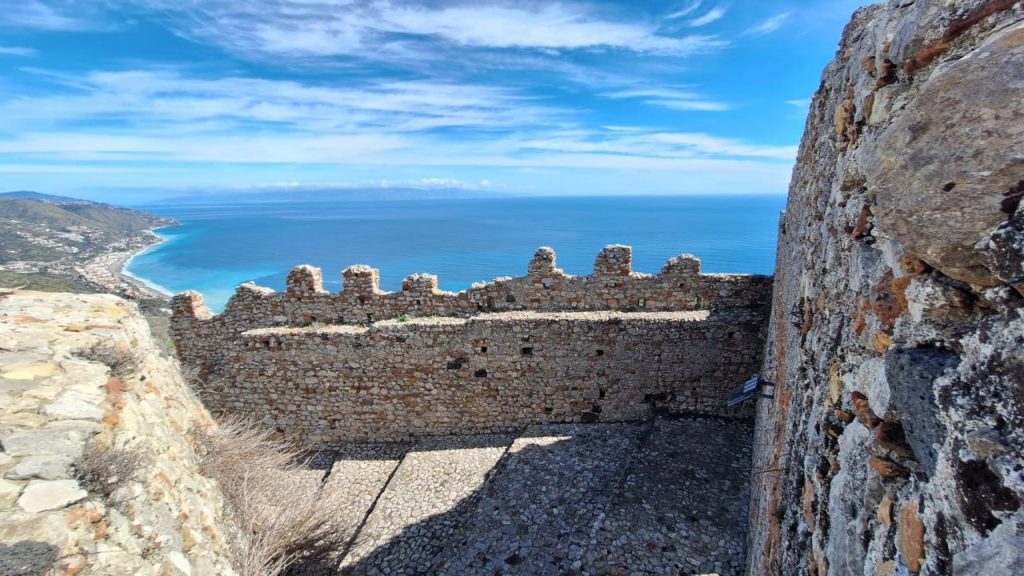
[195,419,340,576]
[80,342,143,379]
[74,442,144,509]
[396,313,411,323]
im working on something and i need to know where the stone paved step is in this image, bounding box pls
[582,417,753,576]
[432,422,649,575]
[285,445,408,574]
[338,433,513,575]
[323,444,409,550]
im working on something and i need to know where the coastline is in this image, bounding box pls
[70,226,177,302]
[116,228,176,299]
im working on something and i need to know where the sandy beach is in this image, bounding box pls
[76,229,172,301]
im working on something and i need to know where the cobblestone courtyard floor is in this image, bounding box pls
[296,418,753,575]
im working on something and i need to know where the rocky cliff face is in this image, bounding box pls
[748,1,1024,574]
[0,291,236,575]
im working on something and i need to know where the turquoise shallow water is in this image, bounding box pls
[126,195,785,312]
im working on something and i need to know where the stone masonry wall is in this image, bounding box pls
[748,2,1024,575]
[172,246,771,443]
[210,309,762,443]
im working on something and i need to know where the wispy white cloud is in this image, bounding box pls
[0,63,797,170]
[250,177,491,191]
[0,0,96,30]
[665,1,703,20]
[0,128,798,169]
[5,67,566,135]
[0,163,143,173]
[506,129,795,161]
[688,5,728,27]
[378,177,491,190]
[647,132,797,160]
[746,12,791,36]
[786,98,811,108]
[130,0,723,59]
[0,46,37,56]
[603,87,729,112]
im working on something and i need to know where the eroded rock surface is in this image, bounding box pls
[0,291,236,575]
[749,1,1024,574]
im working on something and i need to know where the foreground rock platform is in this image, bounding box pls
[0,290,236,575]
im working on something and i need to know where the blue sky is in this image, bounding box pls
[0,0,870,201]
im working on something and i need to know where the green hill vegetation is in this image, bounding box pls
[0,196,162,239]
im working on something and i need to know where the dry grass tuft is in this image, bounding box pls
[74,442,145,509]
[179,362,207,394]
[195,419,339,576]
[80,341,144,379]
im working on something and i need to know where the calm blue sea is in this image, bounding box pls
[126,195,784,312]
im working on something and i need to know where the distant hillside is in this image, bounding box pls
[0,195,169,237]
[0,194,175,302]
[0,190,89,203]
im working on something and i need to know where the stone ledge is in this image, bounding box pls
[241,309,718,338]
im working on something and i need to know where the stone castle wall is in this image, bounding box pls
[748,2,1024,575]
[172,246,772,442]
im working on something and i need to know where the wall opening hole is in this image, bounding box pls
[505,294,516,303]
[596,349,604,356]
[943,182,956,192]
[480,346,488,353]
[521,347,534,356]
[474,369,488,378]
[447,359,465,370]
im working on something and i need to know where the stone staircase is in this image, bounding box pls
[302,418,753,576]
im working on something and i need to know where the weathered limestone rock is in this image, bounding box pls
[1,426,88,459]
[17,479,87,513]
[0,478,21,506]
[5,454,75,480]
[868,23,1024,286]
[0,291,237,575]
[898,501,925,574]
[748,2,1024,575]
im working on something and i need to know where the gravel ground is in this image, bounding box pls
[318,419,752,575]
[434,422,649,575]
[583,418,753,576]
[339,434,513,575]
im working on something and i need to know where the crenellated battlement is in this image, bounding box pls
[172,245,769,329]
[170,245,772,442]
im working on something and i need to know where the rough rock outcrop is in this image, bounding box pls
[748,1,1024,575]
[0,291,237,575]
